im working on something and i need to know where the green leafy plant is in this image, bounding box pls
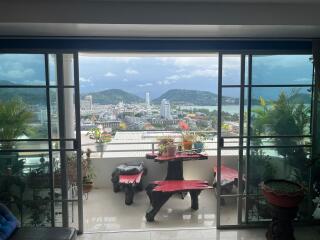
[66,149,95,184]
[0,99,32,219]
[83,149,95,183]
[157,136,175,156]
[87,127,112,143]
[0,98,33,150]
[252,91,309,182]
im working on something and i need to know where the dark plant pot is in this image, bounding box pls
[183,141,193,150]
[261,179,304,208]
[96,143,106,157]
[83,181,94,194]
[96,143,105,152]
[193,142,204,153]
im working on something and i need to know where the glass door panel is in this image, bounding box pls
[217,53,315,228]
[0,53,83,232]
[217,54,246,227]
[311,44,320,221]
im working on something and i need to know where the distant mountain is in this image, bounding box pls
[0,80,15,85]
[0,80,46,105]
[86,89,143,105]
[152,89,238,106]
[289,93,312,104]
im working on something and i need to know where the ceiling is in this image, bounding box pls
[0,1,319,38]
[0,23,319,38]
[86,0,320,2]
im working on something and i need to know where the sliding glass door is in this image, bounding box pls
[0,53,83,232]
[217,52,317,227]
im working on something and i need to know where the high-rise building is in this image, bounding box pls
[81,95,93,110]
[160,99,172,120]
[145,92,150,106]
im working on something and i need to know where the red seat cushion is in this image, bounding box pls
[214,165,238,181]
[119,172,143,184]
[152,180,212,192]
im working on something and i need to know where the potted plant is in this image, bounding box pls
[261,179,305,239]
[182,133,194,151]
[193,133,206,153]
[0,99,33,174]
[0,99,32,215]
[261,179,305,208]
[166,142,177,157]
[157,136,176,157]
[82,149,95,197]
[66,149,95,198]
[87,127,112,157]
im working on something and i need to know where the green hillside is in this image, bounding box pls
[152,89,238,106]
[0,80,46,105]
[85,89,143,104]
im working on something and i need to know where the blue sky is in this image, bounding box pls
[79,55,221,98]
[79,54,313,99]
[0,54,314,100]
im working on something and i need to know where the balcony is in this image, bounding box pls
[78,130,239,231]
[1,52,320,235]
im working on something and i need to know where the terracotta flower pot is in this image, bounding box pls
[183,141,193,150]
[83,182,94,194]
[261,179,304,208]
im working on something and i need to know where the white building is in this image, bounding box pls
[145,92,150,106]
[160,99,172,120]
[81,95,93,110]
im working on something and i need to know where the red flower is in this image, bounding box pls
[179,121,189,130]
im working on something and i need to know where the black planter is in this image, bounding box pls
[266,204,298,240]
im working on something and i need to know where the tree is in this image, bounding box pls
[0,98,33,150]
[252,91,310,182]
[0,98,33,219]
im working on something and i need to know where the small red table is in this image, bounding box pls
[146,152,208,180]
[145,152,210,221]
[146,180,212,222]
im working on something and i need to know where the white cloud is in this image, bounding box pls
[137,83,153,87]
[166,75,181,81]
[80,77,91,83]
[125,68,139,75]
[0,67,35,80]
[0,57,42,81]
[254,55,311,69]
[24,79,43,85]
[122,78,129,82]
[293,77,311,82]
[158,57,218,68]
[109,57,141,63]
[164,68,217,82]
[186,68,218,78]
[104,72,116,77]
[159,57,220,82]
[158,80,176,85]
